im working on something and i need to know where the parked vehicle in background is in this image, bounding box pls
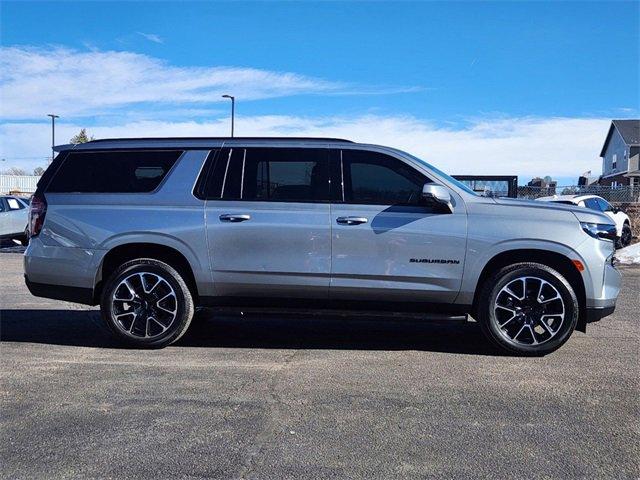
[537,194,633,248]
[24,137,621,355]
[0,195,29,244]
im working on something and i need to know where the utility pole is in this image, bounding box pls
[221,95,235,137]
[47,114,60,162]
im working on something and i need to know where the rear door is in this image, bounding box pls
[5,197,27,234]
[329,148,467,304]
[203,146,332,300]
[0,198,9,236]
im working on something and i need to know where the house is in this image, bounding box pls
[599,119,640,187]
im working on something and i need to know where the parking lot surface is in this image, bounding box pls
[1,251,639,479]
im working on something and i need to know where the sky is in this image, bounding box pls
[1,1,638,184]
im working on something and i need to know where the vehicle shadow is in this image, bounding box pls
[0,309,505,356]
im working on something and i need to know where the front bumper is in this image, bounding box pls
[585,305,616,324]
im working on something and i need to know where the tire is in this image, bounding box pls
[616,223,632,249]
[477,262,579,356]
[100,258,194,348]
[20,228,29,246]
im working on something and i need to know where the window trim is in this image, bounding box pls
[45,149,184,195]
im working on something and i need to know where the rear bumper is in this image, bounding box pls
[24,276,95,305]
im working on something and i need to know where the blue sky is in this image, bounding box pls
[1,1,639,183]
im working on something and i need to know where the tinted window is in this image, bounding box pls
[583,198,601,211]
[222,148,330,202]
[195,149,223,200]
[342,150,427,205]
[597,198,613,212]
[0,199,5,213]
[46,150,181,193]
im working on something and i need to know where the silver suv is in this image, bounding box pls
[24,137,621,355]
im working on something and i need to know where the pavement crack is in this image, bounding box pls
[236,350,298,480]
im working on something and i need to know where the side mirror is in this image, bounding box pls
[612,206,620,214]
[422,183,452,211]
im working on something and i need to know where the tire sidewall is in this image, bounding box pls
[101,259,193,348]
[621,224,632,248]
[480,264,579,355]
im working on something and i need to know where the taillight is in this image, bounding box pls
[29,193,47,237]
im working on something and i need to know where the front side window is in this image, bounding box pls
[220,148,331,202]
[46,150,182,193]
[584,198,601,211]
[597,198,613,212]
[342,149,428,205]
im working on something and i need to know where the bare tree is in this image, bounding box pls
[1,167,27,175]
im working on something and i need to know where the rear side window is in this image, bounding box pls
[209,147,331,202]
[7,198,25,210]
[46,150,182,193]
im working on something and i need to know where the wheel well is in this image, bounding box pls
[472,249,587,331]
[95,243,199,304]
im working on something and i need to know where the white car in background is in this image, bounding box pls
[537,194,633,248]
[0,195,30,244]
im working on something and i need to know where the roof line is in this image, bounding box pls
[84,136,354,144]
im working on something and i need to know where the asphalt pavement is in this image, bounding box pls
[1,251,638,479]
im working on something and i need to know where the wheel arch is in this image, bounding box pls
[95,242,200,305]
[471,249,588,332]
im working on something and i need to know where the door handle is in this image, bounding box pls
[336,216,368,225]
[219,214,251,222]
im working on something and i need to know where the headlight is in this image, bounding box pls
[581,222,617,242]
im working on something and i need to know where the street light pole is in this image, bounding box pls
[47,114,60,162]
[221,95,235,137]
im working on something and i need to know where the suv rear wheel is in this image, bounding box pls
[100,258,194,348]
[477,262,579,356]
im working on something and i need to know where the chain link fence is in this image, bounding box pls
[516,185,640,203]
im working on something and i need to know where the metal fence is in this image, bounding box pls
[516,185,640,203]
[0,175,40,195]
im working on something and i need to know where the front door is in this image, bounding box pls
[330,149,467,304]
[204,147,332,300]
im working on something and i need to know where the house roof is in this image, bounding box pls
[599,119,640,157]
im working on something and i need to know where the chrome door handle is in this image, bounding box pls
[336,216,368,225]
[219,214,251,222]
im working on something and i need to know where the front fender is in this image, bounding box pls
[457,238,593,305]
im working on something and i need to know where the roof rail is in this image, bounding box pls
[84,136,354,144]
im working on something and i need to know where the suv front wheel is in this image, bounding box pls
[100,258,194,348]
[477,262,579,356]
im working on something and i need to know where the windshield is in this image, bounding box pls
[406,153,478,196]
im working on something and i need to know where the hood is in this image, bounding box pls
[491,197,613,225]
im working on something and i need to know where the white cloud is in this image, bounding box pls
[136,32,164,44]
[0,46,347,119]
[0,115,609,180]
